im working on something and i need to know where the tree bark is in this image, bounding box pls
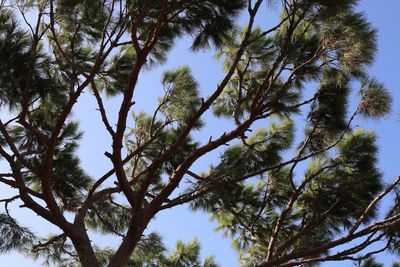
[70,229,100,267]
[107,213,150,267]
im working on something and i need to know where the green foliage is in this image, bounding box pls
[97,46,136,96]
[29,234,77,266]
[213,26,300,119]
[355,257,400,267]
[126,111,199,178]
[189,119,295,192]
[176,1,246,51]
[359,79,392,118]
[306,69,350,152]
[10,119,92,210]
[160,66,202,126]
[89,233,219,267]
[192,128,385,265]
[0,0,398,267]
[56,0,109,41]
[0,8,92,212]
[356,257,383,267]
[0,10,31,109]
[0,213,35,254]
[0,10,66,110]
[126,233,167,267]
[167,239,202,266]
[320,11,377,77]
[86,198,131,236]
[292,131,381,251]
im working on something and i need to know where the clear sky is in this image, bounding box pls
[1,0,400,266]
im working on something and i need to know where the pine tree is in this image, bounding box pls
[0,0,400,266]
[355,257,400,267]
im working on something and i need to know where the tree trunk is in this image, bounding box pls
[107,213,150,267]
[71,229,100,267]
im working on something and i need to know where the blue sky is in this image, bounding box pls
[1,0,400,266]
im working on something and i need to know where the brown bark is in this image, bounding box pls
[70,228,100,267]
[107,213,150,267]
